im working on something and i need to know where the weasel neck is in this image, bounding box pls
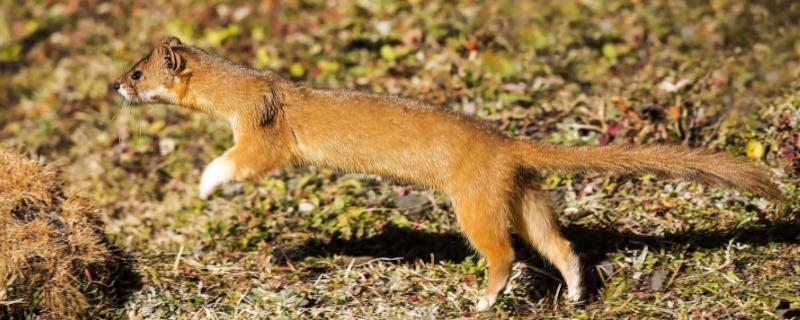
[174,81,240,127]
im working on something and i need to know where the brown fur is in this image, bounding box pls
[112,37,783,310]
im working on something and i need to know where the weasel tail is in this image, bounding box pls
[513,141,783,200]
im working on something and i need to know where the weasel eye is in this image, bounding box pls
[131,71,143,80]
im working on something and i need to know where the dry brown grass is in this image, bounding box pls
[0,149,136,319]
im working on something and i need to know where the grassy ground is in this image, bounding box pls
[2,1,800,318]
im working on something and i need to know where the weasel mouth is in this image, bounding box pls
[116,89,143,105]
[116,87,133,102]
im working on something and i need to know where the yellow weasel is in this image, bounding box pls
[112,37,782,311]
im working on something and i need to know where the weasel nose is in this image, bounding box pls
[112,83,120,91]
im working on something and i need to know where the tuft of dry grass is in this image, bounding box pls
[0,149,137,319]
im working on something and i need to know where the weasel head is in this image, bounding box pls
[112,36,187,105]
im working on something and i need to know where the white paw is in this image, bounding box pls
[567,286,583,302]
[199,155,235,199]
[475,296,496,312]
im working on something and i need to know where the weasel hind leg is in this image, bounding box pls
[452,193,515,312]
[511,186,583,302]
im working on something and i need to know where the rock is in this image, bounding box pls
[649,270,669,291]
[298,202,315,213]
[158,138,176,156]
[222,183,243,196]
[597,260,614,276]
[395,192,428,210]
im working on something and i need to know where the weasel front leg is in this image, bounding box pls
[199,139,287,199]
[199,149,237,199]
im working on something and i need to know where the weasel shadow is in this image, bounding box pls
[272,217,800,301]
[565,217,800,303]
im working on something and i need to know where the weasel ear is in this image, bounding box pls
[161,36,182,47]
[159,40,183,72]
